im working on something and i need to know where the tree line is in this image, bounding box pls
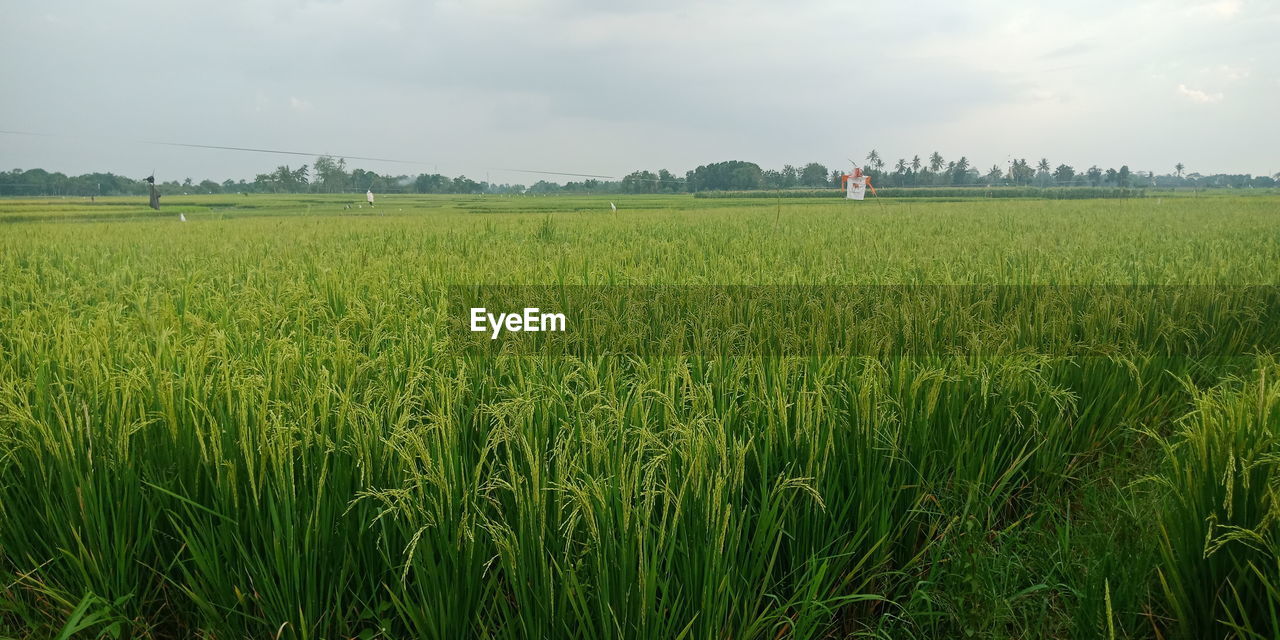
[841,151,1278,190]
[2,153,1276,196]
[0,157,518,197]
[646,153,1278,193]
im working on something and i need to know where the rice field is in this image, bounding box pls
[1,193,1279,639]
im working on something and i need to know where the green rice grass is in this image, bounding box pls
[2,193,1279,638]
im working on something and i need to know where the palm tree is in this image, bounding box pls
[953,156,970,184]
[893,159,908,187]
[928,152,944,173]
[987,164,1003,185]
[866,149,881,173]
[911,155,922,173]
[1175,162,1185,178]
[1036,158,1051,174]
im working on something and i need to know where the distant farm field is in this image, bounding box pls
[2,193,1279,639]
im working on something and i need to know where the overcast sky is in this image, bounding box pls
[2,0,1277,183]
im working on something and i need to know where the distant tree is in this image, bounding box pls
[198,179,221,194]
[657,169,679,192]
[865,150,884,173]
[271,165,300,192]
[622,170,659,194]
[1175,162,1185,178]
[780,165,799,189]
[1104,168,1118,185]
[528,180,560,194]
[414,173,450,193]
[952,156,970,184]
[252,171,274,192]
[985,165,1003,185]
[731,164,763,190]
[451,175,481,193]
[1086,166,1103,186]
[1053,164,1075,185]
[800,162,830,187]
[688,160,762,191]
[1009,159,1034,185]
[313,156,348,193]
[1117,165,1131,187]
[349,168,378,192]
[1034,158,1053,186]
[927,152,945,185]
[928,152,944,173]
[911,155,922,173]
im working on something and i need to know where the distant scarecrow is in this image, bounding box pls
[145,175,161,210]
[840,167,877,201]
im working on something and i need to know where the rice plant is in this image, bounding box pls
[1,193,1278,638]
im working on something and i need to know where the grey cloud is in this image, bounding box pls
[1,0,1276,178]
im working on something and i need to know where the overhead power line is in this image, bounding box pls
[0,128,652,181]
[490,167,618,180]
